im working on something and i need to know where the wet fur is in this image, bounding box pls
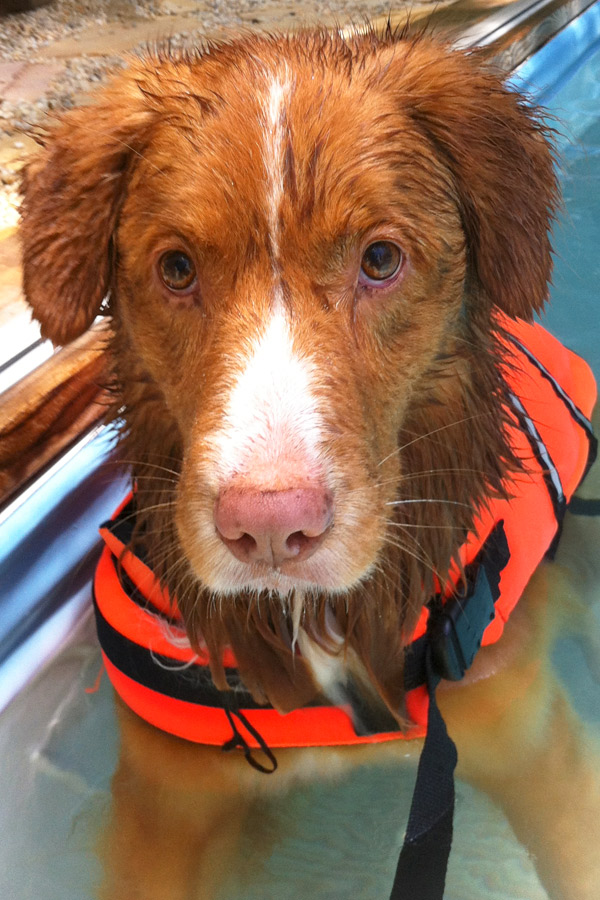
[21,27,555,711]
[19,26,600,900]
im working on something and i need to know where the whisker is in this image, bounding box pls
[385,521,464,531]
[345,467,487,498]
[394,467,487,480]
[133,475,179,484]
[106,459,181,478]
[380,537,438,577]
[130,486,178,498]
[377,413,489,467]
[386,498,473,509]
[115,501,176,527]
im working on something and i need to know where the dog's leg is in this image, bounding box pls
[99,700,251,900]
[439,564,600,900]
[477,688,600,900]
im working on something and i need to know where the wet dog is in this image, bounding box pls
[20,26,600,900]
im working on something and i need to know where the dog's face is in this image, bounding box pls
[20,29,558,708]
[116,42,470,599]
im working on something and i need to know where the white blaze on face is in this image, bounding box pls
[263,71,291,259]
[209,309,325,485]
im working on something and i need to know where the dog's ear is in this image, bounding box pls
[20,77,155,345]
[392,41,559,321]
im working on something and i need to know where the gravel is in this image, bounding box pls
[0,0,413,220]
[0,1,163,60]
[0,0,400,139]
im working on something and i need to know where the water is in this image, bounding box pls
[542,54,600,379]
[531,11,600,798]
[2,12,600,900]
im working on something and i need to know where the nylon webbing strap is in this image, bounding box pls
[569,496,600,517]
[389,646,457,900]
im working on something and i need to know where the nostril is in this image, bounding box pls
[216,531,258,564]
[286,530,319,558]
[234,532,258,556]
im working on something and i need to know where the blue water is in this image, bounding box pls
[544,68,600,378]
[514,5,600,378]
[528,3,600,756]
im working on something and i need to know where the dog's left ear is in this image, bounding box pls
[393,42,559,321]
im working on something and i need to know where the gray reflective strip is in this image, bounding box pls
[508,335,594,437]
[508,391,565,506]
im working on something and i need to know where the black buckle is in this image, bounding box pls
[428,522,509,682]
[428,566,496,681]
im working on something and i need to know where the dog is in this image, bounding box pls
[19,25,600,900]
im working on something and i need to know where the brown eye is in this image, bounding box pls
[158,250,197,291]
[360,241,403,283]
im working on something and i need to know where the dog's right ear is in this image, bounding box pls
[20,77,155,345]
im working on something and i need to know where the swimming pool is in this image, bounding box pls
[1,6,600,899]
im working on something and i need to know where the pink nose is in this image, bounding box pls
[214,486,334,567]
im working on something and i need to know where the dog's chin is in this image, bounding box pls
[188,545,376,599]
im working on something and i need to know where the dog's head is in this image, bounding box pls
[20,29,558,712]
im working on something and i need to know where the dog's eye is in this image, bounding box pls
[158,251,197,291]
[360,242,403,284]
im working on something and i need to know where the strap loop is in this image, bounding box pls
[222,707,278,774]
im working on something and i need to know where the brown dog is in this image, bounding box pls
[20,26,600,900]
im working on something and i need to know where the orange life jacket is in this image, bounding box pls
[93,316,597,754]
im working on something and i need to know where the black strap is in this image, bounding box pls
[388,523,509,900]
[389,647,457,900]
[92,588,268,709]
[100,503,504,900]
[569,495,600,517]
[98,338,596,900]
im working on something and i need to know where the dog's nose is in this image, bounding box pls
[214,486,334,567]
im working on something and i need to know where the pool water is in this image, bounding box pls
[532,10,600,381]
[2,9,600,900]
[531,10,600,740]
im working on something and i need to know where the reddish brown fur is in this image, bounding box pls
[20,27,558,720]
